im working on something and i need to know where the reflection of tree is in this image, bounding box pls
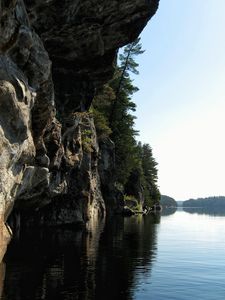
[2,214,159,300]
[161,207,177,216]
[183,207,225,216]
[95,214,159,300]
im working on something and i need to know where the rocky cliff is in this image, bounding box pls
[0,0,159,229]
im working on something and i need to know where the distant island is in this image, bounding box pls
[160,195,177,208]
[183,196,225,215]
[183,196,225,208]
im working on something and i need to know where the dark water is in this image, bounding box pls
[1,209,225,299]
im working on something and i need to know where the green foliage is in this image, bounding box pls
[124,195,138,206]
[93,37,160,207]
[124,195,142,212]
[183,196,225,208]
[140,143,158,184]
[119,37,145,77]
[93,84,116,118]
[160,195,177,208]
[133,142,160,207]
[91,108,112,139]
[81,129,93,153]
[108,40,142,184]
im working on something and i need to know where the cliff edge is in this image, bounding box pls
[0,0,159,228]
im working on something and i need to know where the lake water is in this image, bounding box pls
[1,208,225,299]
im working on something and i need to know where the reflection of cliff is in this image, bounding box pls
[3,218,104,300]
[2,215,159,300]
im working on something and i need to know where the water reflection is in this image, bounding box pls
[183,206,225,216]
[160,207,177,216]
[95,215,159,299]
[1,214,159,300]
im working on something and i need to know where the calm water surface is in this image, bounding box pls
[1,209,225,299]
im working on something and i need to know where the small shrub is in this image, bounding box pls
[91,108,112,139]
[81,129,93,153]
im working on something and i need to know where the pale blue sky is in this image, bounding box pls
[133,0,225,200]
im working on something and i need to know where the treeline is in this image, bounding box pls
[92,38,160,208]
[183,196,225,208]
[160,195,177,208]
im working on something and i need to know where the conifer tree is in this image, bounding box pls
[92,38,160,206]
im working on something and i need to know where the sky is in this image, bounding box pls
[132,0,225,200]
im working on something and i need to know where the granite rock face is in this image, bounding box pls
[0,1,53,222]
[25,0,159,114]
[0,0,159,228]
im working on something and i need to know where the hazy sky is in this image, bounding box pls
[133,0,225,200]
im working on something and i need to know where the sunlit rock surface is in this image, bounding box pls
[0,216,11,276]
[0,1,53,223]
[0,0,159,231]
[0,223,10,262]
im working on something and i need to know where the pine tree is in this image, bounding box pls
[109,37,144,126]
[92,38,160,206]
